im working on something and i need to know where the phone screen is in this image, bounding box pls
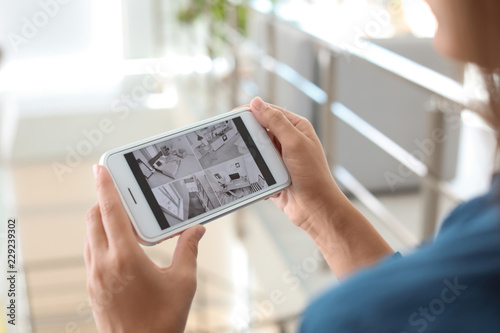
[124,117,277,230]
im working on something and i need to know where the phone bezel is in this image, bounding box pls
[100,107,291,245]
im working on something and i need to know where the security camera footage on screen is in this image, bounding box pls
[125,117,276,230]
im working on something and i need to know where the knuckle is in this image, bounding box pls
[95,174,109,192]
[87,271,104,298]
[288,136,302,148]
[87,286,95,301]
[99,200,116,218]
[301,116,313,128]
[86,205,99,222]
[191,242,199,258]
[177,269,197,288]
[295,114,313,132]
[115,256,129,272]
[269,109,286,129]
[90,263,104,281]
[188,240,199,258]
[86,279,95,296]
[110,248,131,271]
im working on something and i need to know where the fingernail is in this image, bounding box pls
[253,97,266,112]
[196,225,206,241]
[93,164,100,178]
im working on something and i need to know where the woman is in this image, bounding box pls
[84,0,500,331]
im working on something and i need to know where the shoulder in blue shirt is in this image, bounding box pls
[300,177,500,333]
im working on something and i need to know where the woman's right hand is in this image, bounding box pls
[249,97,393,278]
[249,97,343,231]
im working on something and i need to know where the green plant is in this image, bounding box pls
[177,0,248,58]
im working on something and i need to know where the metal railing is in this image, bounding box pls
[223,2,468,249]
[13,3,470,331]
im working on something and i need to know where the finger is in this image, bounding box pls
[171,225,206,275]
[252,97,305,126]
[84,234,92,267]
[252,97,314,135]
[233,104,249,111]
[270,194,282,205]
[86,202,108,250]
[93,165,137,248]
[84,236,93,295]
[250,97,303,143]
[267,130,282,154]
[267,103,306,127]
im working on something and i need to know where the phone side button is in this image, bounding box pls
[128,188,138,204]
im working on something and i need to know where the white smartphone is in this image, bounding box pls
[100,107,291,245]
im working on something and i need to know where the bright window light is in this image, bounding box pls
[0,56,123,94]
[401,0,437,38]
[0,0,124,95]
[144,86,178,110]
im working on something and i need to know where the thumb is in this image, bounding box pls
[171,225,206,274]
[250,97,300,143]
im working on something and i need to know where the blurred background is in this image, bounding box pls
[0,0,497,332]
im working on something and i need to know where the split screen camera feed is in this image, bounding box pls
[125,118,275,230]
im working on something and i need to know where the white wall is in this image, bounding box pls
[122,0,157,59]
[0,0,122,61]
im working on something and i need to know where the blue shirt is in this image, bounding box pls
[300,177,500,333]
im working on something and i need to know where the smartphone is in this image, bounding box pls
[100,107,291,245]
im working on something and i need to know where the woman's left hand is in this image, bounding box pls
[84,165,206,333]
